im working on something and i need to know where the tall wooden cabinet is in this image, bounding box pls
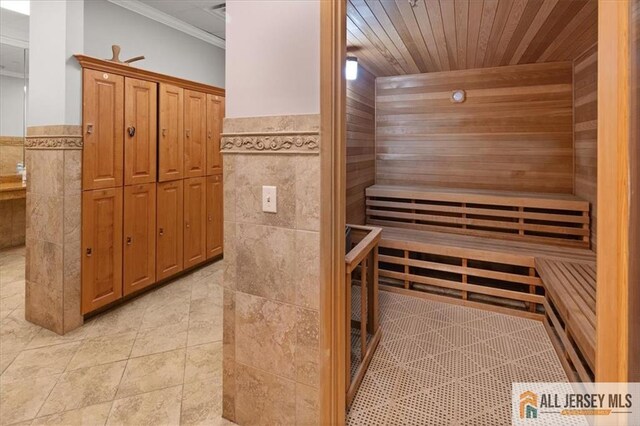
[77,55,225,315]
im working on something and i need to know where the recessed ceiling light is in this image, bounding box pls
[1,0,30,16]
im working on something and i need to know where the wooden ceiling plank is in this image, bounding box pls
[347,0,406,74]
[347,11,404,76]
[500,0,543,66]
[424,0,453,70]
[378,0,431,73]
[412,0,445,71]
[365,0,423,74]
[474,0,499,68]
[519,0,587,64]
[491,0,528,67]
[466,0,484,69]
[454,0,469,69]
[439,0,460,71]
[538,1,597,62]
[394,0,440,72]
[483,0,514,67]
[347,22,398,76]
[554,17,598,63]
[509,0,559,65]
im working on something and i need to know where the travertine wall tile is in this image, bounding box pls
[223,155,236,223]
[295,307,319,387]
[295,230,320,311]
[25,150,64,196]
[295,156,320,231]
[0,146,23,176]
[296,382,320,426]
[25,193,63,245]
[0,198,26,249]
[222,222,236,291]
[63,150,82,195]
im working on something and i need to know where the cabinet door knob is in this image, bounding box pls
[86,248,92,257]
[208,131,212,139]
[186,129,191,138]
[127,126,136,137]
[159,228,164,236]
[126,236,132,245]
[162,128,167,137]
[86,124,94,135]
[186,222,190,229]
[208,215,212,222]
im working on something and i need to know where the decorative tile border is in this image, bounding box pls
[221,131,319,154]
[0,136,25,147]
[25,125,83,150]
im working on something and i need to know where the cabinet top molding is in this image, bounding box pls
[74,54,225,97]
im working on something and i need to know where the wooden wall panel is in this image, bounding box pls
[346,66,376,225]
[347,0,598,76]
[574,44,598,250]
[375,62,574,193]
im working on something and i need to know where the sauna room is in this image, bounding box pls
[343,0,599,422]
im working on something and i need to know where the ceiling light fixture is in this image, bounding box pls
[0,0,29,15]
[346,56,358,81]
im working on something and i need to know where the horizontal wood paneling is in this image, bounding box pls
[347,66,376,224]
[347,0,598,76]
[375,62,574,193]
[573,44,598,250]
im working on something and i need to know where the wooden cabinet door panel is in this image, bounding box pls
[123,183,156,295]
[124,78,157,185]
[184,90,207,178]
[156,180,184,280]
[206,95,224,175]
[158,84,184,181]
[83,69,124,190]
[184,177,207,268]
[82,188,123,314]
[206,174,223,259]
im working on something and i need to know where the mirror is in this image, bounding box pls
[0,42,28,176]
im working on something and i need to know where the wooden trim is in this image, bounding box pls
[596,0,631,382]
[319,0,347,424]
[74,55,225,96]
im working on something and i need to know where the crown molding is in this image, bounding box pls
[107,0,225,50]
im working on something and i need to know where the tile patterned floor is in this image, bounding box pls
[347,290,568,425]
[0,246,233,426]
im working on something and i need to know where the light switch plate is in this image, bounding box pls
[262,185,277,213]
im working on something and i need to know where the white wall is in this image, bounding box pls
[84,0,225,88]
[225,0,320,118]
[0,75,26,136]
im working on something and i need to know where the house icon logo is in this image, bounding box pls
[520,391,538,419]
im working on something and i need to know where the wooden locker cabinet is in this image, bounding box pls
[159,84,184,181]
[206,95,224,175]
[156,180,184,280]
[206,174,223,259]
[184,177,207,268]
[124,78,157,185]
[82,188,123,314]
[184,90,207,178]
[123,183,156,295]
[83,69,124,190]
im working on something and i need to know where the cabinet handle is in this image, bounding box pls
[127,126,136,137]
[86,124,94,135]
[126,236,132,245]
[159,228,164,236]
[86,248,92,257]
[186,129,191,138]
[208,131,212,139]
[208,215,212,222]
[186,222,190,229]
[162,128,167,137]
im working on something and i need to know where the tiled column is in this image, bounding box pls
[222,115,321,425]
[24,126,83,334]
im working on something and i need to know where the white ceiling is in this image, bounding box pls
[137,0,226,40]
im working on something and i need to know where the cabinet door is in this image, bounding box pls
[83,69,124,190]
[206,95,224,175]
[184,177,207,268]
[156,180,184,280]
[123,183,156,295]
[124,78,157,185]
[184,90,207,178]
[158,84,184,182]
[206,174,223,259]
[82,188,123,314]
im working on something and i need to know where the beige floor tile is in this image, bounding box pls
[140,297,190,330]
[26,326,88,350]
[115,348,186,399]
[180,379,223,426]
[130,323,188,358]
[0,350,18,374]
[106,385,182,426]
[82,302,144,340]
[0,311,40,355]
[187,296,223,347]
[38,360,127,417]
[185,342,222,384]
[0,374,59,424]
[1,341,80,383]
[66,331,137,371]
[31,402,112,425]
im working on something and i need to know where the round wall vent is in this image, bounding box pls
[451,89,466,103]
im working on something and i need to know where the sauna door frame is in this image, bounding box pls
[320,2,640,423]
